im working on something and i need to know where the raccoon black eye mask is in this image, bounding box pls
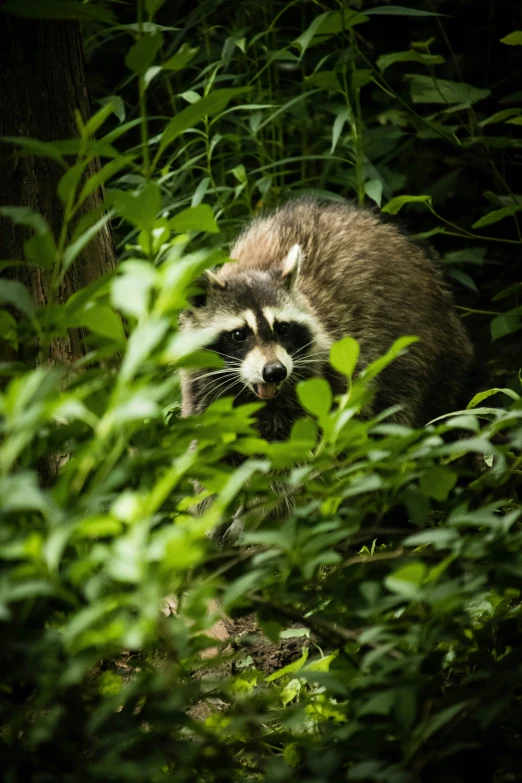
[211,314,314,401]
[180,197,474,442]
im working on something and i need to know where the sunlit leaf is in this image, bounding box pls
[381,195,432,214]
[297,378,333,418]
[330,336,360,378]
[170,204,218,234]
[385,562,426,599]
[500,31,522,45]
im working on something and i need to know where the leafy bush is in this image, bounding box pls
[1,1,521,781]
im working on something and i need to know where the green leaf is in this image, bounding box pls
[112,391,159,424]
[492,282,522,301]
[446,268,478,293]
[406,702,469,760]
[3,0,115,23]
[144,42,199,87]
[0,207,58,271]
[467,387,519,408]
[361,336,418,381]
[1,136,65,162]
[330,336,360,378]
[472,204,522,228]
[500,31,522,45]
[266,647,309,681]
[385,562,426,599]
[163,43,199,71]
[125,33,163,76]
[491,311,522,341]
[280,628,310,639]
[420,467,457,501]
[290,417,318,448]
[97,95,126,124]
[24,233,56,270]
[0,311,18,346]
[381,195,432,214]
[306,70,342,92]
[78,159,129,206]
[295,9,368,54]
[159,88,247,154]
[222,570,265,610]
[297,378,332,418]
[0,206,49,236]
[479,108,522,127]
[162,330,217,365]
[109,182,161,232]
[377,50,445,72]
[365,5,446,16]
[170,205,218,234]
[145,0,167,15]
[331,108,350,154]
[364,178,383,207]
[0,280,35,319]
[74,517,123,539]
[111,261,157,320]
[84,99,123,138]
[58,163,85,206]
[120,319,169,383]
[405,75,490,106]
[98,671,122,698]
[76,306,126,344]
[62,211,114,274]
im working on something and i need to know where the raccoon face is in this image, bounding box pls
[186,245,331,402]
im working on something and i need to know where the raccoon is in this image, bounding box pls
[180,198,474,442]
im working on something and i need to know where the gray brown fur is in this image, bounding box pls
[181,198,474,441]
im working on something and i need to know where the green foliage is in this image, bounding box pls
[1,1,522,781]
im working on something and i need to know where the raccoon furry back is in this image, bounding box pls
[180,198,474,441]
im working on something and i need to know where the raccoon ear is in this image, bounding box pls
[281,244,302,290]
[190,270,227,308]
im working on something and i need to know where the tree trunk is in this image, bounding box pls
[0,14,117,365]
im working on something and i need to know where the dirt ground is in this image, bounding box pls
[187,612,312,721]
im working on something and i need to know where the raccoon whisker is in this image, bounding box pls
[292,359,327,368]
[196,367,239,381]
[213,378,243,400]
[293,347,330,359]
[214,351,247,364]
[197,372,241,397]
[200,381,239,407]
[207,373,242,393]
[292,351,329,364]
[292,339,323,358]
[233,381,250,403]
[293,356,327,364]
[195,368,241,382]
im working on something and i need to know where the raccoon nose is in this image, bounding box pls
[262,362,287,383]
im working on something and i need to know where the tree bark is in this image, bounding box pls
[0,14,117,365]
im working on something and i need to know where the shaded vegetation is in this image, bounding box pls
[0,1,522,781]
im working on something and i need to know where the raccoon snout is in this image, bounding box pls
[262,362,287,383]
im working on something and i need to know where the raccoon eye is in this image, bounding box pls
[231,328,247,343]
[275,322,290,337]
